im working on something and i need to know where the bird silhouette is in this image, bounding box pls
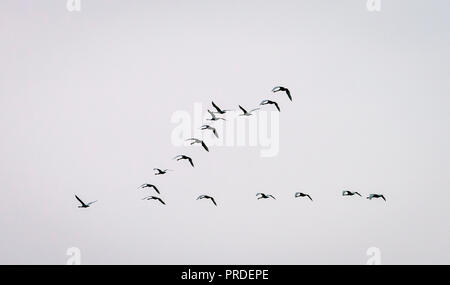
[260,100,280,112]
[211,101,232,114]
[75,195,97,208]
[272,86,292,101]
[342,190,361,197]
[173,154,194,167]
[295,192,313,201]
[207,109,226,121]
[139,184,160,194]
[197,195,217,206]
[142,196,166,205]
[153,168,172,175]
[256,193,276,200]
[238,105,260,116]
[367,194,386,201]
[200,125,219,138]
[185,138,209,152]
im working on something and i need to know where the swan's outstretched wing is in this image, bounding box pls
[201,141,209,152]
[274,102,280,112]
[207,109,216,119]
[239,105,247,113]
[285,88,292,101]
[87,200,98,206]
[151,185,160,194]
[212,128,218,138]
[75,195,87,207]
[210,197,217,206]
[212,101,221,113]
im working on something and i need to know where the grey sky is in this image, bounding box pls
[0,0,449,264]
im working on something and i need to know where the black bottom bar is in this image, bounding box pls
[0,265,446,283]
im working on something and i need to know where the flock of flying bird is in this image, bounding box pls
[74,86,387,208]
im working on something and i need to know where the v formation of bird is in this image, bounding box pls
[75,86,386,208]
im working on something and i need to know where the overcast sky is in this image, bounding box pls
[0,0,449,264]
